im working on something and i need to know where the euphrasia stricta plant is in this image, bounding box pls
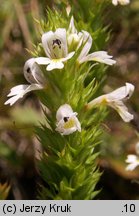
[5,3,134,199]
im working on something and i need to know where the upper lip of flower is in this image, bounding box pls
[24,58,45,85]
[107,82,134,101]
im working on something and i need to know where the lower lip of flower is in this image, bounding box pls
[52,59,62,62]
[63,118,75,129]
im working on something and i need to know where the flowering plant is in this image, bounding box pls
[4,1,134,199]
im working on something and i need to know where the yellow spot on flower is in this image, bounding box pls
[64,118,75,129]
[101,97,108,105]
[52,59,62,62]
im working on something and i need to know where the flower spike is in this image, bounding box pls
[56,104,81,135]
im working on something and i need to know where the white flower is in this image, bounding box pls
[112,0,130,6]
[78,32,116,65]
[68,16,116,66]
[35,28,75,71]
[56,104,81,135]
[67,16,83,47]
[5,58,45,106]
[86,83,134,122]
[125,155,139,171]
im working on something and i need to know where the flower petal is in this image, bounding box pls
[112,0,130,6]
[111,100,133,122]
[55,28,68,56]
[24,58,45,85]
[24,58,36,83]
[42,31,54,58]
[5,95,23,106]
[67,17,82,46]
[125,154,139,171]
[35,57,51,65]
[5,84,30,105]
[45,51,74,71]
[79,51,116,65]
[7,85,29,97]
[121,0,130,5]
[56,104,74,121]
[61,51,75,62]
[125,155,138,163]
[56,117,81,135]
[56,123,78,135]
[126,163,139,171]
[68,16,77,34]
[78,30,92,62]
[46,60,64,71]
[75,116,81,132]
[5,84,43,106]
[68,33,83,47]
[112,0,118,5]
[107,83,135,101]
[86,95,106,109]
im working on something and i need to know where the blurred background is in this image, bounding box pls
[0,0,139,199]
